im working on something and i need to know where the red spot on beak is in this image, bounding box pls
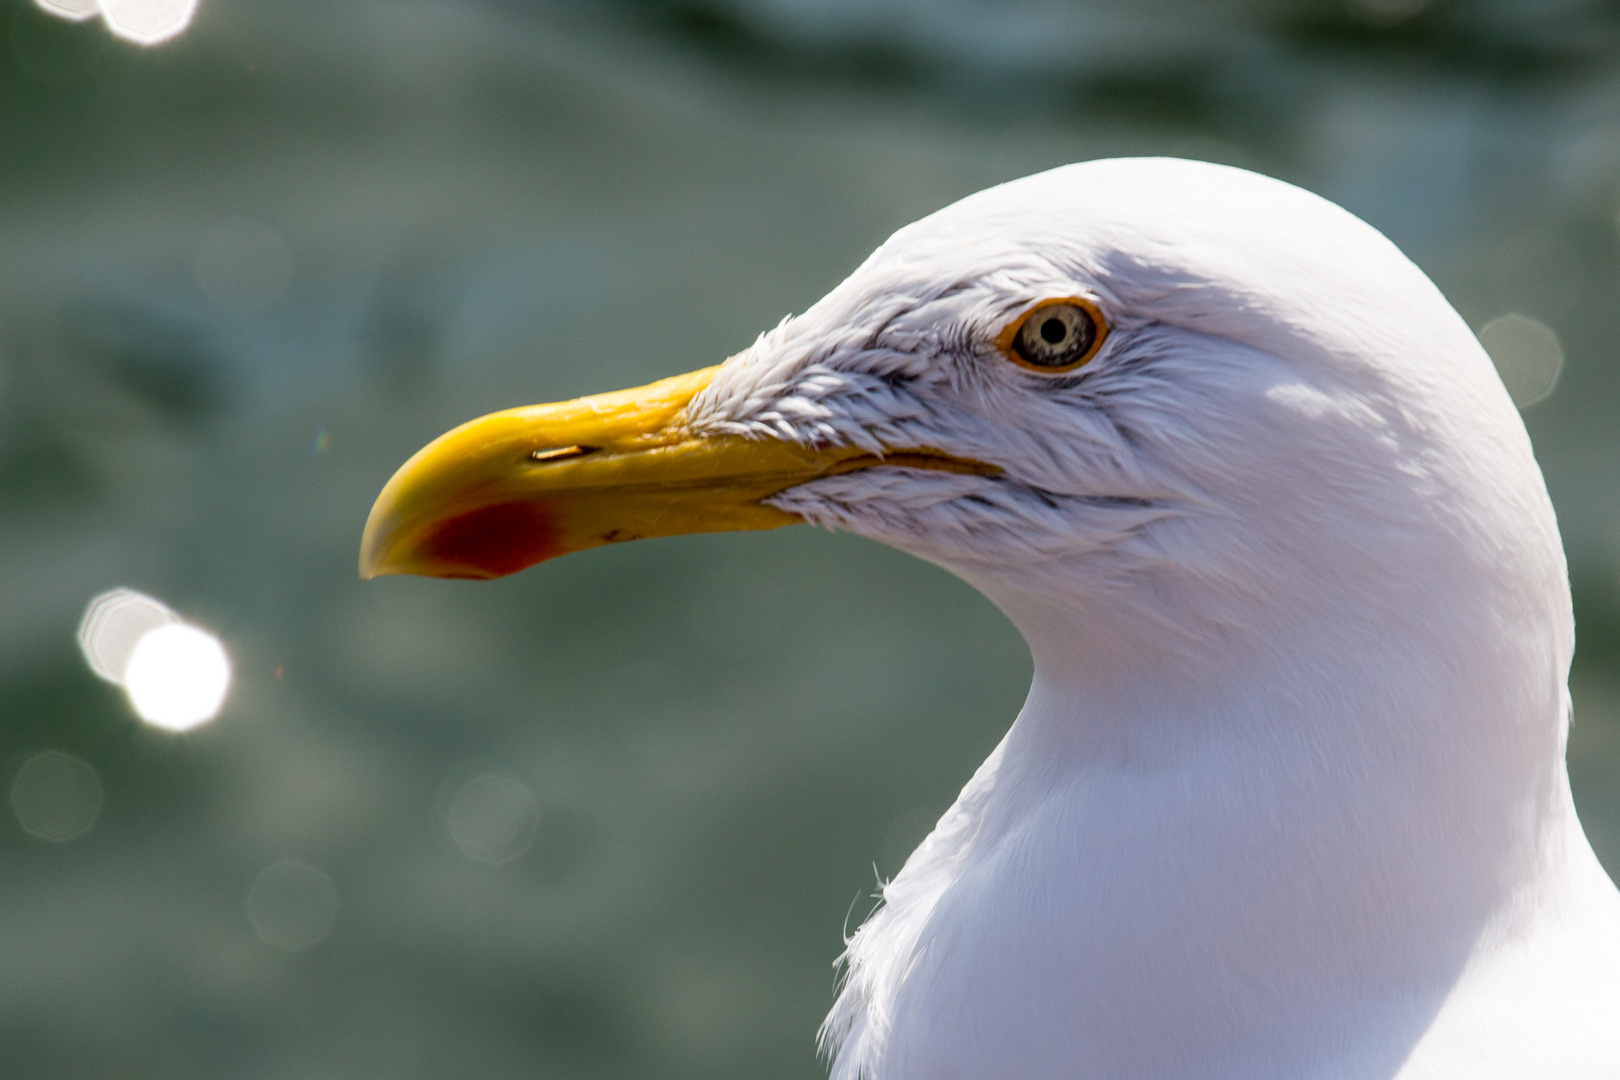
[419,501,562,579]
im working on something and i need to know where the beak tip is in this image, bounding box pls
[358,508,396,582]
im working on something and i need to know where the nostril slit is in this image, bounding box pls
[530,445,598,463]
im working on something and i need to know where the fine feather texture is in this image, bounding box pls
[686,159,1620,1079]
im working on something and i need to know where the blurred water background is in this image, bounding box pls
[2,0,1619,1076]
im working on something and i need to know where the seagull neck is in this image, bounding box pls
[849,575,1601,1078]
[977,576,1582,931]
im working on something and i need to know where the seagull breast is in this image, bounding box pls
[361,158,1620,1080]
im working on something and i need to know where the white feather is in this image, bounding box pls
[688,158,1620,1079]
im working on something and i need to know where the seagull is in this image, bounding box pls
[359,158,1620,1079]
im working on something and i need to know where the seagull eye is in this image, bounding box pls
[998,299,1106,373]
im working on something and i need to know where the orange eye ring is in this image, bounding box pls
[994,297,1108,373]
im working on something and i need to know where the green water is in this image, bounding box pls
[1,1,1618,1076]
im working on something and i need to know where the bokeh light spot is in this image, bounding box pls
[11,751,103,842]
[34,0,97,19]
[78,587,178,683]
[99,0,198,45]
[1480,313,1564,409]
[447,772,538,864]
[124,622,231,731]
[78,589,232,730]
[246,859,339,951]
[32,0,198,45]
[196,218,292,315]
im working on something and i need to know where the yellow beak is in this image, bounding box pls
[359,365,996,580]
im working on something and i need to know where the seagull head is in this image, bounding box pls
[359,159,1614,1080]
[361,157,1559,695]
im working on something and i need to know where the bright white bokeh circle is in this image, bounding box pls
[77,587,178,684]
[124,623,231,731]
[33,0,200,44]
[34,0,99,21]
[99,0,199,44]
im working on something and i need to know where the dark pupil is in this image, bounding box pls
[1011,303,1096,369]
